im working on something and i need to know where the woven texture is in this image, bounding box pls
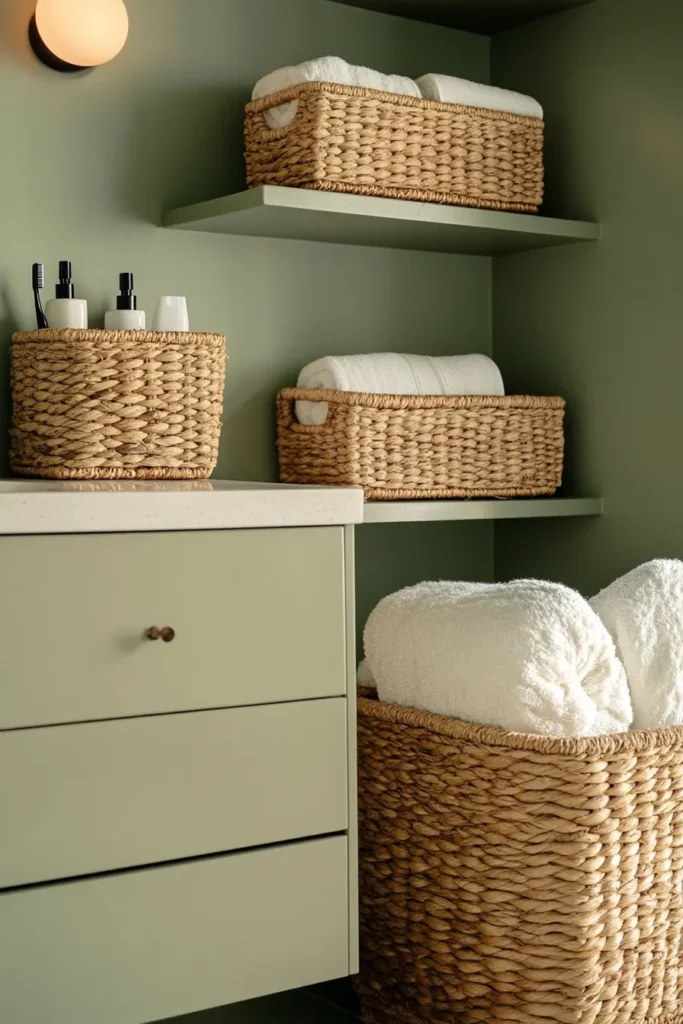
[356,690,683,1024]
[11,329,226,479]
[277,389,564,499]
[245,82,544,213]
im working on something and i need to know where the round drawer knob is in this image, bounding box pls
[147,626,176,642]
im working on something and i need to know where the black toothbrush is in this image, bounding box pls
[32,263,48,328]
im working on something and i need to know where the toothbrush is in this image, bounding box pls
[32,263,48,329]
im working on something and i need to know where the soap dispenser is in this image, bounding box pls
[105,273,146,330]
[45,261,88,329]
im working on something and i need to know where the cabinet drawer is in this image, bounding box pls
[0,699,348,888]
[0,836,350,1024]
[0,527,346,729]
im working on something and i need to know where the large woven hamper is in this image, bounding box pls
[277,389,565,499]
[357,689,683,1024]
[11,329,226,479]
[245,82,544,213]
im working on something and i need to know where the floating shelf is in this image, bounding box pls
[164,187,600,257]
[332,0,596,33]
[362,497,603,524]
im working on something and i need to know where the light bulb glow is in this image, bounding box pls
[34,0,128,68]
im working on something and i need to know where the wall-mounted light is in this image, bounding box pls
[29,0,129,73]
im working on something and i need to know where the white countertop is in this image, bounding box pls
[0,480,364,535]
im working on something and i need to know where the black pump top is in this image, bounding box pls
[55,260,74,299]
[116,272,137,310]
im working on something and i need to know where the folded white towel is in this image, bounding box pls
[417,74,543,120]
[590,559,683,729]
[295,353,504,426]
[253,56,421,129]
[364,580,632,737]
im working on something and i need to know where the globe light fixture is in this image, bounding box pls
[29,0,129,73]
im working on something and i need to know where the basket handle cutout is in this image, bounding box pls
[248,84,311,141]
[277,391,339,433]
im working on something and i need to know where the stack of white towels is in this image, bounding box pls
[295,352,504,425]
[253,56,543,130]
[361,559,683,737]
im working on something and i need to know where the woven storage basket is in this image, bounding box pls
[277,389,565,499]
[11,329,226,480]
[357,688,683,1024]
[245,82,544,213]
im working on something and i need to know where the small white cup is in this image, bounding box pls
[151,296,189,332]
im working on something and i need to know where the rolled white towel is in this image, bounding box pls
[357,659,376,689]
[295,353,504,426]
[253,56,421,130]
[590,559,683,729]
[364,580,632,737]
[417,74,543,120]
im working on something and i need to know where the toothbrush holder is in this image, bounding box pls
[10,329,227,479]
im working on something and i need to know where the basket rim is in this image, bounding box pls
[12,329,226,348]
[246,80,545,126]
[279,388,565,410]
[358,689,683,755]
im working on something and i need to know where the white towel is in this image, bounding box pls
[590,559,683,729]
[253,56,421,129]
[417,74,543,120]
[364,580,632,737]
[295,353,504,426]
[357,659,376,690]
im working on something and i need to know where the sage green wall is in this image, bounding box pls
[0,0,494,630]
[492,0,681,595]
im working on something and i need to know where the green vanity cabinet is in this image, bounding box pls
[0,513,359,1024]
[0,698,349,888]
[0,528,347,729]
[0,837,350,1024]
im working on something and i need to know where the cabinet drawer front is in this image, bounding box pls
[0,699,347,888]
[0,527,346,729]
[0,836,349,1024]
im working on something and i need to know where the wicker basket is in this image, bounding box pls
[357,688,683,1024]
[245,82,544,213]
[10,329,227,480]
[277,389,565,500]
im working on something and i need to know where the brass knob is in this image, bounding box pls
[147,626,175,642]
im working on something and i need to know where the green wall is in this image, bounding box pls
[0,0,494,629]
[492,0,681,595]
